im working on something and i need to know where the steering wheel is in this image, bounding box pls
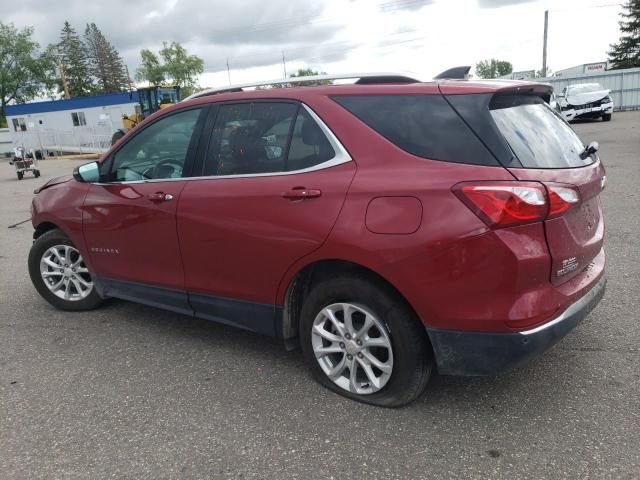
[141,159,183,179]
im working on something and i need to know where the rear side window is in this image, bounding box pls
[332,95,498,166]
[490,95,592,169]
[287,108,335,171]
[204,102,336,176]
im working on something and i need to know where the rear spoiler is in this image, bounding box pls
[494,83,553,103]
[433,66,471,80]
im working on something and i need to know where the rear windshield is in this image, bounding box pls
[332,95,498,166]
[490,95,594,169]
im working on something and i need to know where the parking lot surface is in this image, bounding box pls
[1,112,639,479]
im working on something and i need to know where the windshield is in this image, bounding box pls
[490,95,594,169]
[567,84,604,95]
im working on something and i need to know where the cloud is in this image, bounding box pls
[477,0,537,7]
[378,0,434,12]
[3,0,344,73]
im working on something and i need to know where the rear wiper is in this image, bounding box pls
[580,141,599,160]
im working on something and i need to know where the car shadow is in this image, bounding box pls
[93,298,597,417]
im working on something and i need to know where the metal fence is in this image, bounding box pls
[12,126,112,155]
[541,67,640,111]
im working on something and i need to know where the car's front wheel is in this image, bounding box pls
[603,113,612,122]
[299,274,433,407]
[28,228,103,311]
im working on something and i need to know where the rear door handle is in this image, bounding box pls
[282,188,322,200]
[147,192,174,202]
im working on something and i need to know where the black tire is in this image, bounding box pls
[299,274,433,407]
[603,113,612,122]
[17,171,23,180]
[28,228,104,311]
[34,169,40,178]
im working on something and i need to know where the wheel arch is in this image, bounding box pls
[280,258,423,341]
[33,221,62,240]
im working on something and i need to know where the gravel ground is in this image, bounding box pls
[1,112,639,479]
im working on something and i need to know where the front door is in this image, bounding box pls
[82,107,206,307]
[177,101,355,334]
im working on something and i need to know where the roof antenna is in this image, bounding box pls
[433,66,471,80]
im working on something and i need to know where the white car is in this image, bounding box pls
[557,83,613,122]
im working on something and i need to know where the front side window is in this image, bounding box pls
[105,108,201,182]
[203,102,336,176]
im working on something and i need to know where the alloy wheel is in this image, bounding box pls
[39,245,93,301]
[311,302,393,395]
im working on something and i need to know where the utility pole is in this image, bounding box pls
[125,65,133,93]
[542,10,549,78]
[226,58,231,85]
[282,51,287,80]
[58,57,70,99]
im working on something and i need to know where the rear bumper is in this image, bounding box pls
[426,275,606,375]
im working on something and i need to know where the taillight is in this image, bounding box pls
[453,181,579,229]
[547,185,579,218]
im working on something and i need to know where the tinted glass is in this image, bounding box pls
[287,109,335,171]
[204,102,298,175]
[332,94,497,166]
[490,95,592,169]
[107,108,201,182]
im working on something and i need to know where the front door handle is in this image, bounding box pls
[282,188,322,200]
[147,192,174,202]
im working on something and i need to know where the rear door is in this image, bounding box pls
[177,101,355,331]
[489,95,605,285]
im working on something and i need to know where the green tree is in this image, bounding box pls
[85,23,129,93]
[608,0,640,69]
[475,59,513,79]
[136,42,203,97]
[261,68,331,89]
[58,21,91,96]
[0,22,56,124]
[135,49,165,85]
[289,68,331,86]
[159,41,204,97]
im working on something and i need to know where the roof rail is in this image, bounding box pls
[183,72,421,101]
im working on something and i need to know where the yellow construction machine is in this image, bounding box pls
[111,85,180,145]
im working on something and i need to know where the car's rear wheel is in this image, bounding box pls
[28,229,103,311]
[299,274,433,407]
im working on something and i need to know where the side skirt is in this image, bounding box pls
[94,277,282,337]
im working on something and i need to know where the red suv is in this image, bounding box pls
[28,74,606,406]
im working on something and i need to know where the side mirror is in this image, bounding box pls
[73,161,100,183]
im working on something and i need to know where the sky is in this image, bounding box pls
[2,0,625,88]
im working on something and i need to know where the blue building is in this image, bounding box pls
[4,92,140,154]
